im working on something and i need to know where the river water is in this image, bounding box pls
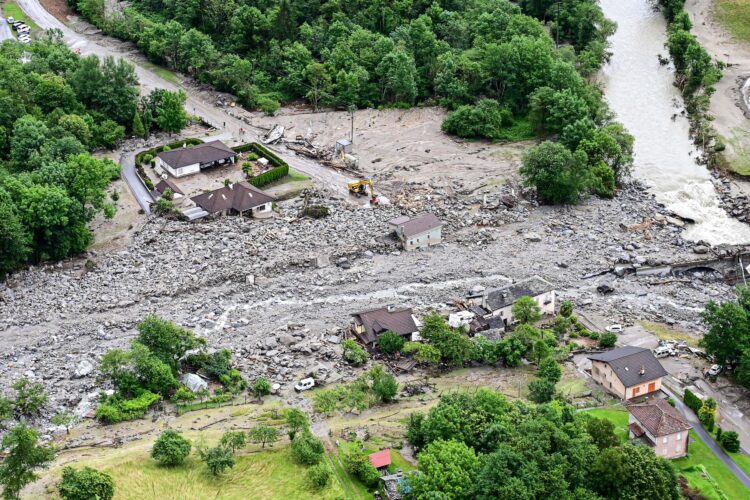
[599,0,750,245]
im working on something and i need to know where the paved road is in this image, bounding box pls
[0,18,13,42]
[120,151,153,214]
[17,0,354,200]
[663,386,750,491]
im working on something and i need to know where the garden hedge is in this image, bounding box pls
[234,142,289,188]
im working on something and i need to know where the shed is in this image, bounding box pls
[369,449,392,470]
[335,138,353,155]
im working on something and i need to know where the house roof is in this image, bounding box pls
[369,449,392,469]
[352,307,418,344]
[396,213,442,238]
[157,140,236,169]
[155,178,184,195]
[484,276,553,311]
[627,399,692,437]
[191,182,275,214]
[588,346,668,388]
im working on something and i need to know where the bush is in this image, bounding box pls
[342,339,368,366]
[171,387,196,403]
[142,153,153,165]
[378,331,405,354]
[257,95,280,115]
[152,430,192,466]
[248,165,288,187]
[684,389,703,414]
[560,300,573,318]
[599,332,617,348]
[12,377,48,416]
[307,463,332,490]
[343,446,381,488]
[589,331,600,340]
[441,99,513,140]
[528,378,556,403]
[59,466,114,500]
[199,445,235,475]
[251,377,271,400]
[402,341,441,365]
[96,391,160,424]
[590,162,616,198]
[300,205,329,218]
[719,431,740,452]
[291,432,325,465]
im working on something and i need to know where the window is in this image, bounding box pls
[663,436,668,444]
[633,387,640,396]
[676,433,682,441]
[257,205,265,212]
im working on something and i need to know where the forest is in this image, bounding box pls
[0,33,187,277]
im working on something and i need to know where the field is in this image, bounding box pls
[715,0,750,43]
[637,320,700,347]
[585,405,747,499]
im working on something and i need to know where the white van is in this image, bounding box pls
[294,377,315,392]
[654,346,672,358]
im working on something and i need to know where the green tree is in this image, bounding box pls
[199,445,235,475]
[56,114,91,146]
[520,141,590,205]
[219,430,247,453]
[700,299,750,367]
[155,90,188,134]
[307,462,332,490]
[512,296,542,324]
[599,332,617,348]
[59,466,114,500]
[528,378,555,403]
[378,331,405,354]
[0,189,30,277]
[0,396,12,423]
[591,444,679,500]
[284,408,309,440]
[538,357,562,383]
[132,112,146,138]
[370,364,399,402]
[402,341,441,365]
[560,300,574,318]
[377,46,418,104]
[410,439,479,499]
[531,339,552,366]
[10,115,49,170]
[136,315,205,373]
[249,424,279,448]
[0,424,55,500]
[251,377,271,401]
[290,432,324,465]
[585,417,620,450]
[151,430,192,466]
[719,431,740,453]
[304,62,332,111]
[342,339,368,366]
[12,377,47,417]
[51,411,77,435]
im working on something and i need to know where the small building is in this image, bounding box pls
[191,182,274,218]
[351,306,421,348]
[388,213,442,251]
[335,138,352,155]
[480,276,555,327]
[156,140,237,178]
[155,178,184,199]
[368,449,392,472]
[588,346,668,400]
[627,399,692,459]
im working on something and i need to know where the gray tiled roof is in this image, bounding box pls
[352,307,418,344]
[588,346,668,388]
[395,213,442,238]
[157,140,236,168]
[485,276,553,311]
[191,182,274,214]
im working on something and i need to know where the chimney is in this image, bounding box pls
[639,365,645,376]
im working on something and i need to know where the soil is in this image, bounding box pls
[39,0,71,22]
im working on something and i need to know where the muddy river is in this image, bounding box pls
[600,0,750,245]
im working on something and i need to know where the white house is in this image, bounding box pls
[388,213,442,251]
[156,140,237,178]
[479,276,555,327]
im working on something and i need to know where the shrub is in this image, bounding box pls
[599,332,617,348]
[248,164,288,187]
[402,341,441,365]
[152,430,192,466]
[12,377,48,416]
[251,377,271,400]
[199,445,235,475]
[538,358,562,384]
[719,431,740,452]
[667,398,676,407]
[342,339,368,366]
[528,378,556,403]
[291,432,324,466]
[307,463,332,490]
[343,446,381,488]
[589,331,600,340]
[142,153,153,165]
[171,387,195,403]
[378,331,405,354]
[59,466,114,500]
[96,391,160,424]
[257,95,280,115]
[684,389,702,414]
[560,300,573,317]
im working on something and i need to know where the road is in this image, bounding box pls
[663,386,750,491]
[0,18,13,42]
[16,0,354,199]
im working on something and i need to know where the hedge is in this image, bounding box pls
[684,388,702,413]
[234,142,290,188]
[96,391,161,424]
[135,137,204,165]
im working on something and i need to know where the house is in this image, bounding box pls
[479,276,555,327]
[155,178,184,199]
[588,346,668,400]
[380,470,409,500]
[627,399,692,458]
[191,182,274,218]
[388,213,442,251]
[351,306,421,347]
[368,449,391,472]
[156,140,237,178]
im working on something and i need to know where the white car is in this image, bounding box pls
[606,324,623,333]
[708,364,722,377]
[7,17,14,24]
[294,377,315,392]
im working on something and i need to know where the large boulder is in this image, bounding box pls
[180,373,208,393]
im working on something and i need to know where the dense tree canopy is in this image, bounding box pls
[701,286,750,387]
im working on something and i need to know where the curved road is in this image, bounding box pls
[0,17,13,42]
[16,0,353,208]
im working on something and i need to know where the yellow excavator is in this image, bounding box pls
[347,179,379,204]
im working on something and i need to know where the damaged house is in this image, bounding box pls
[191,182,275,218]
[472,276,556,328]
[350,306,421,348]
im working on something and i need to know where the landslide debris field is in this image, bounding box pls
[0,174,733,419]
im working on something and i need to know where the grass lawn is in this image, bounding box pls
[141,61,180,85]
[582,406,629,442]
[728,449,750,478]
[67,447,343,500]
[716,0,750,43]
[1,0,38,31]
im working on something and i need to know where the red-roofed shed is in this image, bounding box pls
[368,449,391,470]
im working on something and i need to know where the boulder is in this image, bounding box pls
[181,373,208,393]
[73,359,94,378]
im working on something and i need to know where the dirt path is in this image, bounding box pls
[686,0,750,173]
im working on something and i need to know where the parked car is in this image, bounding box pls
[12,21,24,30]
[6,17,15,24]
[605,324,623,333]
[654,346,674,358]
[707,364,722,377]
[294,377,315,392]
[17,25,29,33]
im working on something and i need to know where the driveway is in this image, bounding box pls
[662,386,750,491]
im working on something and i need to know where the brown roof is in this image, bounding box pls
[627,399,692,437]
[156,178,184,195]
[629,422,646,437]
[157,141,236,169]
[352,307,418,344]
[393,213,442,238]
[191,182,274,214]
[588,346,668,388]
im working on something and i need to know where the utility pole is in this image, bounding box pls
[349,105,355,144]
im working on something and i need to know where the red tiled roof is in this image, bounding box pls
[369,449,391,469]
[629,422,646,437]
[627,399,692,437]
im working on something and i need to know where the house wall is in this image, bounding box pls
[403,227,442,251]
[624,377,662,399]
[591,360,627,399]
[628,414,688,459]
[157,157,200,178]
[489,291,556,325]
[251,202,274,219]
